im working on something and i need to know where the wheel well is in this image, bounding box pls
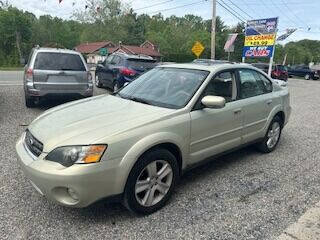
[275,111,285,127]
[143,143,183,175]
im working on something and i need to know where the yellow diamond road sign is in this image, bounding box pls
[192,41,205,58]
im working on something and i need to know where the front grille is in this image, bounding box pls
[25,130,43,157]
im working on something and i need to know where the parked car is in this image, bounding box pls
[287,65,319,80]
[192,59,232,65]
[95,53,157,91]
[24,47,93,108]
[252,63,288,81]
[16,63,291,214]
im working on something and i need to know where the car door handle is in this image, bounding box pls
[266,100,273,105]
[234,108,242,114]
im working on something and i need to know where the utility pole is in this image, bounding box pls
[211,0,216,59]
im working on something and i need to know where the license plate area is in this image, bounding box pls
[47,75,77,83]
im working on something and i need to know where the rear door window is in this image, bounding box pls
[34,52,86,71]
[127,59,156,71]
[238,69,268,99]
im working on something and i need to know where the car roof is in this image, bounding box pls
[34,47,81,55]
[157,63,259,73]
[113,52,154,61]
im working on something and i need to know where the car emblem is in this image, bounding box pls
[29,138,34,145]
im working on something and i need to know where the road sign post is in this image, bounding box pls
[192,41,205,59]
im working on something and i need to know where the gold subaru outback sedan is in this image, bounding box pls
[16,63,291,214]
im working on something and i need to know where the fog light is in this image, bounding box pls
[67,188,79,201]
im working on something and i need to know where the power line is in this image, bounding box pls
[146,0,209,15]
[219,0,247,22]
[242,0,263,19]
[226,0,253,19]
[133,0,174,11]
[268,0,301,27]
[216,0,246,23]
[280,0,309,28]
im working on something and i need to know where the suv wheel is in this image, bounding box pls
[95,74,102,88]
[304,74,311,80]
[113,81,120,92]
[25,95,36,108]
[257,116,282,153]
[123,149,179,215]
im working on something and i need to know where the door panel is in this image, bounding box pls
[237,69,275,143]
[189,70,243,165]
[239,95,269,143]
[189,101,244,164]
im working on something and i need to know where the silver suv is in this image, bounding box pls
[24,48,93,107]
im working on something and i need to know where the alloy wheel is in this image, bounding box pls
[267,122,281,149]
[95,75,100,86]
[135,160,173,207]
[113,82,119,92]
[305,74,310,80]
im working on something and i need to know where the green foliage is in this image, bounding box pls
[1,1,320,67]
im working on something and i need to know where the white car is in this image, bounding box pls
[16,63,291,214]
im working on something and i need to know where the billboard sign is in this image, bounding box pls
[243,18,278,58]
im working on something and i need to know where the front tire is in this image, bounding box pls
[123,149,179,215]
[257,116,282,153]
[304,74,311,80]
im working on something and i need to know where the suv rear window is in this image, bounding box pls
[126,59,156,70]
[34,52,86,71]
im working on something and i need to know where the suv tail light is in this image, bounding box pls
[120,67,136,77]
[26,68,33,82]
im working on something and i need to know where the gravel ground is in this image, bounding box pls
[0,75,320,240]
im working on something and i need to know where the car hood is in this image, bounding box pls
[28,95,175,152]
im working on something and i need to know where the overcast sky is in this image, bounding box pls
[9,0,320,43]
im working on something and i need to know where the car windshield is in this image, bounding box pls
[34,52,86,71]
[118,67,209,109]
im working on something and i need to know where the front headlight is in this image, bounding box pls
[45,145,107,167]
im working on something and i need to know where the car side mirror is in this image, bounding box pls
[201,95,226,109]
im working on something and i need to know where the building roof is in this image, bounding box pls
[74,41,115,54]
[75,41,162,58]
[109,45,161,57]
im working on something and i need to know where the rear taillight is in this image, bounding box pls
[26,68,33,82]
[120,68,136,77]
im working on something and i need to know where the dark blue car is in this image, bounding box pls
[95,53,157,92]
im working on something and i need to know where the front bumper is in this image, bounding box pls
[16,134,124,208]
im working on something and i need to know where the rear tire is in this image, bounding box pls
[95,73,103,88]
[25,95,36,108]
[123,149,179,215]
[113,81,120,93]
[257,116,282,153]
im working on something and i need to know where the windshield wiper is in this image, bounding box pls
[129,97,152,105]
